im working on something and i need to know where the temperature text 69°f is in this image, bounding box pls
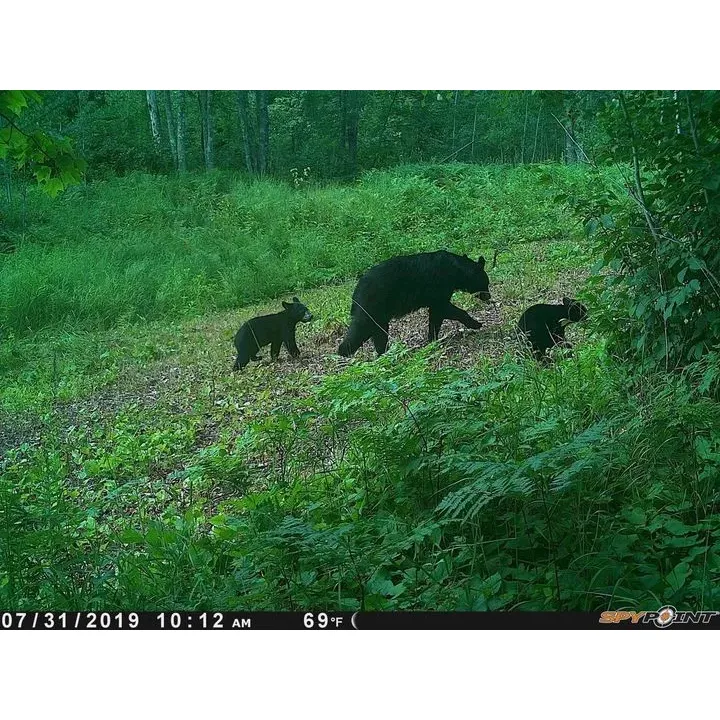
[303,613,344,629]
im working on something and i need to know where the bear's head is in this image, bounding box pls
[562,297,588,322]
[283,297,314,323]
[459,255,491,302]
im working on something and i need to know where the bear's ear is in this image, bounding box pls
[292,296,300,303]
[477,256,486,269]
[282,301,292,310]
[562,297,571,305]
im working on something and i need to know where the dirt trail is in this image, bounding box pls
[0,270,588,457]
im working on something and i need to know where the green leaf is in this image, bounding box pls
[119,528,144,543]
[624,507,646,526]
[584,218,599,236]
[665,561,691,593]
[43,177,65,198]
[35,165,51,184]
[664,518,694,536]
[0,90,31,116]
[600,213,615,229]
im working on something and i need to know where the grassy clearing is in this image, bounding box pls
[0,163,591,335]
[1,241,600,610]
[2,163,718,612]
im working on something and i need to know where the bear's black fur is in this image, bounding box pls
[233,297,313,371]
[338,251,491,357]
[517,297,588,360]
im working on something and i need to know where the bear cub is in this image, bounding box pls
[518,297,588,360]
[233,297,313,371]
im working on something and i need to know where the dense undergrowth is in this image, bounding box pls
[3,343,719,611]
[1,163,719,611]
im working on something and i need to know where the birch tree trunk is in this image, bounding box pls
[175,90,187,172]
[200,90,214,170]
[236,91,256,174]
[162,91,177,169]
[256,90,269,176]
[145,91,162,150]
[564,115,577,163]
[562,91,582,163]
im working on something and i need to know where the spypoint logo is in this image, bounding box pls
[599,605,719,628]
[653,606,676,628]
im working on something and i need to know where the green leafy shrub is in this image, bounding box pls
[104,348,720,610]
[567,91,720,369]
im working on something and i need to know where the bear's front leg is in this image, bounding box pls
[442,302,483,330]
[284,329,301,358]
[270,339,282,361]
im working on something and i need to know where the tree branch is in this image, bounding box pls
[0,110,54,165]
[618,93,663,248]
[618,92,669,369]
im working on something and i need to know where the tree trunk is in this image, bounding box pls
[520,91,529,163]
[205,91,214,170]
[175,90,187,172]
[531,101,542,163]
[199,90,214,171]
[345,90,361,178]
[236,91,256,174]
[145,91,162,150]
[337,90,361,178]
[562,91,583,163]
[256,90,269,176]
[3,163,11,204]
[564,115,577,163]
[162,91,177,169]
[338,90,347,175]
[451,90,459,154]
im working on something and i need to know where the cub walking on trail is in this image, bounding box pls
[338,251,492,358]
[517,297,588,360]
[233,297,313,371]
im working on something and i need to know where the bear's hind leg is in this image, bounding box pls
[428,307,443,342]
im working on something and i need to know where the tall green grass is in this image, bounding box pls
[0,164,593,335]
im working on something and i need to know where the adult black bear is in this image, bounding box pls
[517,297,588,360]
[338,251,491,357]
[233,297,313,371]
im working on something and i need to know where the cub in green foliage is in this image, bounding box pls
[518,297,588,360]
[233,297,313,371]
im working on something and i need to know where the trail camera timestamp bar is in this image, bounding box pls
[1,611,718,630]
[0,612,353,630]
